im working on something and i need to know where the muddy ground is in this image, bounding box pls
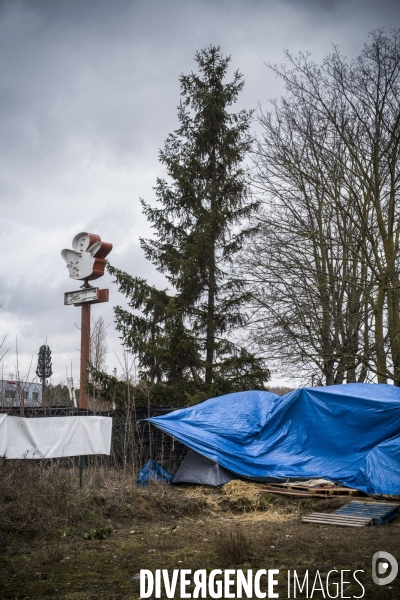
[1,482,399,600]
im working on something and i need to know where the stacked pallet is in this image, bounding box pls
[302,501,400,527]
[260,481,361,498]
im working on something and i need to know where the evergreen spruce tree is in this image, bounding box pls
[36,344,53,401]
[108,46,269,405]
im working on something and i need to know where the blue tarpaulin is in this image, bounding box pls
[137,459,173,486]
[148,384,400,495]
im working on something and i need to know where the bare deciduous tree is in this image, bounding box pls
[89,315,109,409]
[245,29,400,385]
[90,315,108,373]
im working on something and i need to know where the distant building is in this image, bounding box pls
[0,380,42,408]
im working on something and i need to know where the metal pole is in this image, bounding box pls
[79,455,83,489]
[80,302,91,409]
[19,382,24,417]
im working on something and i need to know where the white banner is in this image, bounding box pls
[2,416,112,459]
[0,413,7,456]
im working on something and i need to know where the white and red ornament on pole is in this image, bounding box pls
[62,233,112,409]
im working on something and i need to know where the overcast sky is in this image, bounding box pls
[0,0,399,387]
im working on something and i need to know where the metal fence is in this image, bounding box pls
[0,405,188,478]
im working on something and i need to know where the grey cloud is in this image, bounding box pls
[0,0,398,383]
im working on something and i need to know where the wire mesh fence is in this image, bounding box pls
[0,405,187,485]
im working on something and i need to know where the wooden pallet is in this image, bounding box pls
[334,501,400,526]
[309,486,359,496]
[302,512,372,527]
[303,501,400,527]
[260,486,328,498]
[260,483,360,498]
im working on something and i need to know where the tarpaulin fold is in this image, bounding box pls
[137,459,173,486]
[148,384,400,495]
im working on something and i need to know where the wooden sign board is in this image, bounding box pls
[64,288,109,306]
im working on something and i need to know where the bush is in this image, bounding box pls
[214,525,252,564]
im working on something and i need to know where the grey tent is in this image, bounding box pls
[173,450,235,487]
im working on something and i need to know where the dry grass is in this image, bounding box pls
[182,479,303,518]
[0,461,208,549]
[1,464,400,599]
[0,461,350,551]
[214,524,252,564]
[221,480,263,503]
[2,495,399,599]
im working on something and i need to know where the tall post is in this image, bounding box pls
[19,382,24,417]
[62,232,112,410]
[80,302,91,409]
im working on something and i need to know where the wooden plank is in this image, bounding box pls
[285,485,317,491]
[303,520,366,526]
[260,486,359,499]
[336,500,399,510]
[303,515,371,523]
[303,518,369,527]
[302,520,371,526]
[305,486,359,496]
[325,487,359,496]
[260,487,328,498]
[266,483,361,496]
[302,512,372,527]
[303,513,372,522]
[303,518,368,526]
[262,484,324,492]
[304,512,371,520]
